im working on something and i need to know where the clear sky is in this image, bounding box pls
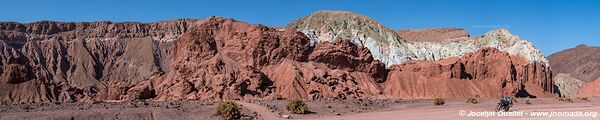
[1,0,598,55]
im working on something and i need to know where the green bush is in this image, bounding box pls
[466,97,478,104]
[434,98,445,106]
[286,99,309,114]
[213,101,241,120]
[579,97,589,101]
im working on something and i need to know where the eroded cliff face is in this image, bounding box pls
[383,48,554,98]
[149,17,313,100]
[284,10,555,98]
[287,10,549,67]
[147,18,387,101]
[0,18,203,103]
[0,17,391,103]
[286,10,410,66]
[0,11,557,104]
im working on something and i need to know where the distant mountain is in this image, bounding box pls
[548,44,600,82]
[547,44,600,97]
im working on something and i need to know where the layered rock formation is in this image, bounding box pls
[287,10,554,98]
[148,17,314,100]
[287,10,548,67]
[0,11,557,104]
[150,18,387,100]
[0,17,390,103]
[0,18,203,103]
[286,10,409,66]
[383,48,554,98]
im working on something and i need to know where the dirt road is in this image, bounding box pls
[235,101,284,120]
[236,99,600,120]
[1,99,599,120]
[319,100,600,120]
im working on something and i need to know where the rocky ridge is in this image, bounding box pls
[145,17,388,101]
[0,17,391,103]
[0,18,204,103]
[548,44,600,82]
[0,11,557,104]
[383,48,554,98]
[547,44,600,97]
[287,10,549,67]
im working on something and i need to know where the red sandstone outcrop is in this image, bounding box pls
[0,18,202,104]
[263,40,387,100]
[262,60,385,100]
[308,40,388,83]
[395,28,469,42]
[149,17,312,100]
[383,48,555,98]
[148,18,386,100]
[0,15,556,104]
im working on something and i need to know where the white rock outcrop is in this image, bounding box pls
[287,10,548,67]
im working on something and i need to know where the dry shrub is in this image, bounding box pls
[434,98,445,106]
[525,99,532,105]
[214,101,241,120]
[466,97,478,104]
[286,99,309,114]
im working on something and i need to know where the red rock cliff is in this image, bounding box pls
[0,17,556,104]
[0,18,202,104]
[383,48,555,98]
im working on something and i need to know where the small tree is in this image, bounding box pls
[214,101,241,120]
[286,99,309,114]
[434,98,445,106]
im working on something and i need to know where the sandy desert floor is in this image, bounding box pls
[1,97,599,120]
[319,98,600,120]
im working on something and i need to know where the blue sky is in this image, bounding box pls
[1,0,598,55]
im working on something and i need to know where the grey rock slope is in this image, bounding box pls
[553,73,584,97]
